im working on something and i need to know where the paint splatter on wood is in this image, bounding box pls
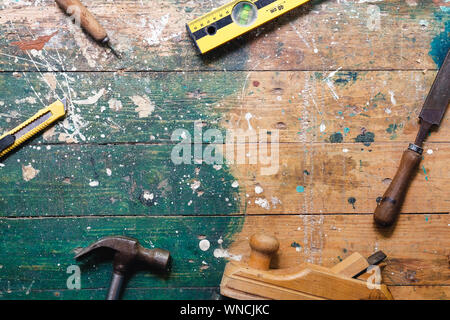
[130,95,155,118]
[10,32,58,51]
[22,164,39,181]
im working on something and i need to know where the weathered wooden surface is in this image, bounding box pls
[0,215,448,299]
[0,0,448,71]
[0,0,449,300]
[0,143,448,216]
[1,71,449,144]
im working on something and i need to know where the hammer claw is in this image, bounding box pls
[73,235,171,300]
[74,236,137,259]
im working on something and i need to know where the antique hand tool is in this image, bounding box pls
[220,234,393,300]
[187,0,311,54]
[75,236,171,300]
[55,0,121,58]
[0,99,67,157]
[374,49,450,227]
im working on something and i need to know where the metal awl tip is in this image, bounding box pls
[107,43,122,59]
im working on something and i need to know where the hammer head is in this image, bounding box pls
[75,236,170,274]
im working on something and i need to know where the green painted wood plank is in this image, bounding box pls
[0,71,244,144]
[0,216,244,297]
[0,144,241,217]
[0,0,447,71]
[1,287,221,300]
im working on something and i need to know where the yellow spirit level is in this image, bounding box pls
[0,99,67,157]
[186,0,311,54]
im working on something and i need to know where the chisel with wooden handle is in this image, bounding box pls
[374,49,450,227]
[55,0,121,58]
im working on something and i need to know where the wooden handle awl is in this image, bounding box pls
[56,0,108,42]
[374,148,422,227]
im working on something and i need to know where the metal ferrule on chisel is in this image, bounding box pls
[0,99,67,157]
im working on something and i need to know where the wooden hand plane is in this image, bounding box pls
[220,234,393,300]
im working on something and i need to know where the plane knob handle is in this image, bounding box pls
[248,234,279,270]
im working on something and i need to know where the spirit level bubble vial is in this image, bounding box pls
[186,0,311,54]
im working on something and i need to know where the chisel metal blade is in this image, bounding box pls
[419,49,450,125]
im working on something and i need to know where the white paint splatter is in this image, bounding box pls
[255,198,270,210]
[427,149,433,155]
[190,180,201,192]
[319,122,326,132]
[106,168,112,176]
[366,5,381,31]
[245,112,253,131]
[325,68,342,101]
[231,181,239,188]
[22,164,39,181]
[213,248,242,261]
[143,14,180,46]
[254,185,264,194]
[73,88,105,105]
[89,180,99,187]
[108,98,123,111]
[42,126,56,141]
[143,191,154,200]
[389,91,397,105]
[342,148,349,153]
[199,239,210,251]
[15,96,37,104]
[130,95,155,118]
[271,196,282,208]
[42,73,57,91]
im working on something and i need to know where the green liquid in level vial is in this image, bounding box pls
[232,2,258,27]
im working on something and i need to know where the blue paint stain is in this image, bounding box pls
[291,242,302,249]
[355,132,375,146]
[422,165,429,181]
[344,127,350,134]
[330,132,343,143]
[333,71,358,85]
[429,12,450,68]
[348,197,356,209]
[296,186,305,193]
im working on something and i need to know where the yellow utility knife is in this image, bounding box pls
[0,98,67,157]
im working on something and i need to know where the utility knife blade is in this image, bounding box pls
[0,98,67,157]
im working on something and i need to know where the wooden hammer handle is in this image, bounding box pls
[374,148,422,226]
[56,0,108,42]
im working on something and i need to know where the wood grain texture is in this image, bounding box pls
[0,71,448,145]
[0,215,447,300]
[0,142,448,216]
[0,217,244,292]
[226,215,450,286]
[0,0,448,300]
[0,0,447,71]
